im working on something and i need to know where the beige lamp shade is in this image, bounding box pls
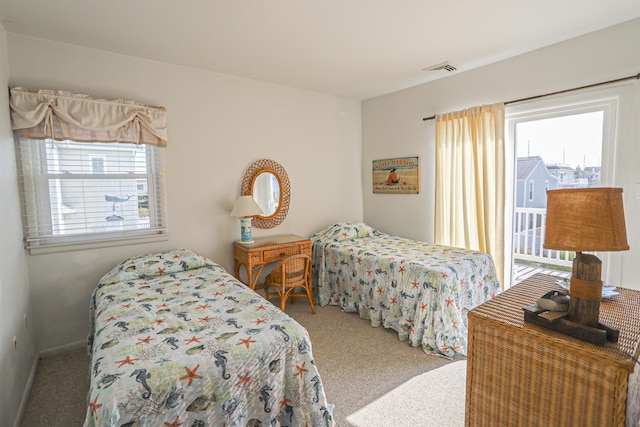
[544,187,629,252]
[230,195,264,218]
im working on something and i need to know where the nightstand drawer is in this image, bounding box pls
[263,246,300,262]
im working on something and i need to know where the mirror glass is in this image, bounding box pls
[252,171,280,217]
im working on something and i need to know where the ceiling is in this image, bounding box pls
[1,1,639,100]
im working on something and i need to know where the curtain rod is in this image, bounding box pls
[422,72,640,121]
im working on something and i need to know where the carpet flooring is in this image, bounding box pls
[20,301,466,426]
[346,361,466,427]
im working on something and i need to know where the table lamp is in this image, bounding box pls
[230,195,264,244]
[543,187,629,342]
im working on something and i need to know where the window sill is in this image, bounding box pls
[26,232,169,256]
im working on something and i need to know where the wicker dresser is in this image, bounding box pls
[233,234,311,290]
[465,273,640,427]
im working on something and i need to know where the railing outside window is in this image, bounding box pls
[513,207,573,268]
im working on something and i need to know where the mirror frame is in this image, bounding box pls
[240,159,290,229]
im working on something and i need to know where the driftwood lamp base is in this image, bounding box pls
[523,252,620,346]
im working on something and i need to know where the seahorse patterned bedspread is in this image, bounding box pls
[311,223,500,359]
[85,249,334,427]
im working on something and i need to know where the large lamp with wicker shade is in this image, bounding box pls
[542,187,629,343]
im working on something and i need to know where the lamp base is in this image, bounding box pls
[523,253,621,345]
[239,217,254,244]
[569,252,603,327]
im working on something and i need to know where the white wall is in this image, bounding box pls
[6,34,363,351]
[362,18,640,290]
[0,25,38,427]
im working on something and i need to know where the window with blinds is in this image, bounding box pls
[15,137,167,251]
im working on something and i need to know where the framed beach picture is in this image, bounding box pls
[372,156,420,194]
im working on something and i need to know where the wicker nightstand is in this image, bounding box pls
[233,234,311,290]
[465,273,640,427]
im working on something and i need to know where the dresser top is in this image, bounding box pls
[235,234,309,249]
[470,273,640,369]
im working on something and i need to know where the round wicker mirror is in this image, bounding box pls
[240,159,290,229]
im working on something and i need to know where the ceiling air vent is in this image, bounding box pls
[423,61,459,73]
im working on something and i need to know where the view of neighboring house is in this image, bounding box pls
[546,163,577,187]
[547,163,601,188]
[513,155,601,274]
[516,156,558,208]
[579,165,601,187]
[517,156,601,209]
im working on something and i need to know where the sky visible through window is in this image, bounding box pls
[515,111,603,169]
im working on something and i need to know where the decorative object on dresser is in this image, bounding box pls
[466,273,640,427]
[233,234,312,291]
[230,195,264,244]
[530,187,629,345]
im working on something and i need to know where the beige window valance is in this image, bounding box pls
[9,87,168,147]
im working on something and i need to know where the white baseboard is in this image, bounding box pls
[13,354,39,427]
[39,339,86,358]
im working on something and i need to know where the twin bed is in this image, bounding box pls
[85,249,334,427]
[85,224,499,425]
[311,222,501,359]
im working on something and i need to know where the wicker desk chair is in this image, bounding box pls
[264,254,316,314]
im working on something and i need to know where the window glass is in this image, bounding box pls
[15,137,167,251]
[506,91,618,288]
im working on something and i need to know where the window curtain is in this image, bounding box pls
[435,103,505,287]
[9,87,168,147]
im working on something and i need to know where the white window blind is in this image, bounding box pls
[15,138,167,250]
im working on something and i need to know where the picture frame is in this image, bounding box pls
[372,156,420,194]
